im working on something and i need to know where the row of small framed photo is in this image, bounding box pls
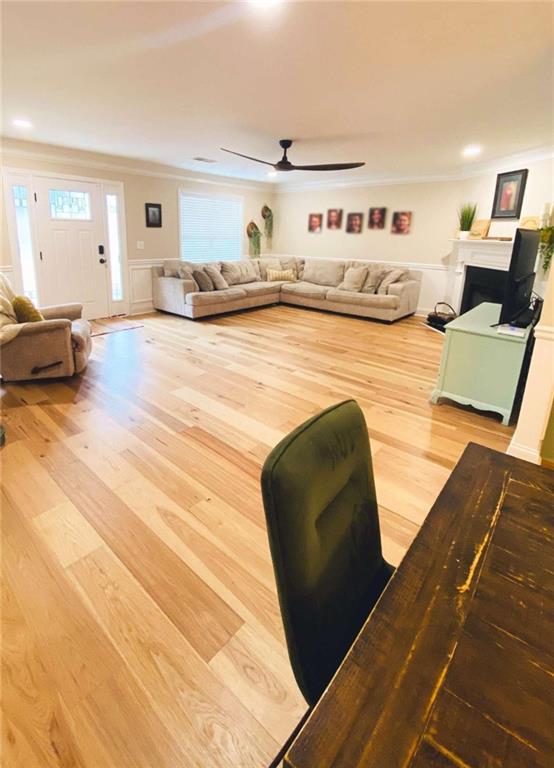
[308,209,412,235]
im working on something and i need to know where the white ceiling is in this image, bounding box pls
[2,1,553,188]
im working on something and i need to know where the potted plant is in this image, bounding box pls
[458,203,477,240]
[246,221,262,257]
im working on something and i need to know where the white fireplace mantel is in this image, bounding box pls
[449,239,514,313]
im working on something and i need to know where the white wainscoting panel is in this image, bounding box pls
[128,259,163,315]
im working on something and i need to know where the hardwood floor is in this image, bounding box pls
[1,306,513,767]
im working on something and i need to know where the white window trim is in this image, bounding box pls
[178,187,244,263]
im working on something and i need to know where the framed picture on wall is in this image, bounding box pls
[368,207,386,229]
[391,211,412,235]
[491,169,528,219]
[346,212,363,233]
[327,209,343,229]
[145,203,162,227]
[308,213,323,233]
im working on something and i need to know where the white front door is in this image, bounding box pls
[34,177,109,319]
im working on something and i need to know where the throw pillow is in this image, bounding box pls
[12,295,44,323]
[360,265,387,294]
[377,268,408,295]
[258,257,282,280]
[266,268,296,282]
[278,256,299,279]
[192,269,214,292]
[221,261,259,285]
[177,265,199,290]
[338,266,368,292]
[204,265,229,290]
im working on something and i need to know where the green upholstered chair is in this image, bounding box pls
[261,399,394,713]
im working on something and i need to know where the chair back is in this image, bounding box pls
[261,399,392,705]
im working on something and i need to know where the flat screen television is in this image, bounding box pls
[499,228,540,325]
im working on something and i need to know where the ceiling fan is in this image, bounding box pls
[220,139,365,172]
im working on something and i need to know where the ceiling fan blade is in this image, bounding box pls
[220,148,275,167]
[291,162,365,171]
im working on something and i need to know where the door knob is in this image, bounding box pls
[99,258,106,264]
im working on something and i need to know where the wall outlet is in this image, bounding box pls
[137,240,144,250]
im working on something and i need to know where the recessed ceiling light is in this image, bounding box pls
[12,118,33,129]
[462,144,482,158]
[267,170,278,178]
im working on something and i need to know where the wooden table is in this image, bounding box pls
[285,443,554,767]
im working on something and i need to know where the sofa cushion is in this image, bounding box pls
[240,281,283,297]
[377,268,408,294]
[281,281,331,300]
[326,289,399,309]
[186,287,247,306]
[338,266,368,293]
[221,260,259,285]
[204,264,229,290]
[303,259,345,287]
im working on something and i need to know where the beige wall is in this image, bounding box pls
[272,156,553,266]
[1,138,275,267]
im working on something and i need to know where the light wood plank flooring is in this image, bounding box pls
[1,306,513,767]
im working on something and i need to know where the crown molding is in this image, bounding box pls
[2,139,551,195]
[0,143,274,193]
[274,145,554,193]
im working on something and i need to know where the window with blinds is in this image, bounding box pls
[179,191,243,263]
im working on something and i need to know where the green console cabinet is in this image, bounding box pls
[430,302,532,425]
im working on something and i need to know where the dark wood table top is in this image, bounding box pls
[285,443,554,768]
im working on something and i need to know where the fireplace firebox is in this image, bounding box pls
[460,266,507,315]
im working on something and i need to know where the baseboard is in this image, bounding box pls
[506,439,541,465]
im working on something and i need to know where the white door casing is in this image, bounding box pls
[34,177,109,319]
[3,169,129,319]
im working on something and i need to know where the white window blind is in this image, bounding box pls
[179,191,243,263]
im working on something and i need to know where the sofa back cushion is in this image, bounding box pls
[303,259,345,287]
[221,260,260,285]
[162,259,182,277]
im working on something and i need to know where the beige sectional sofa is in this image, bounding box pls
[152,256,421,323]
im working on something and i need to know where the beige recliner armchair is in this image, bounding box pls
[0,303,92,382]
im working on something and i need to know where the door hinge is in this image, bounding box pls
[39,251,43,261]
[34,192,37,202]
